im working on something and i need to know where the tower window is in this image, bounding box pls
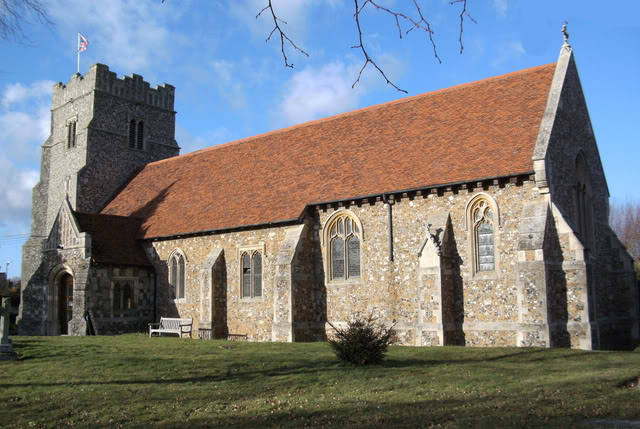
[67,120,77,149]
[137,121,144,149]
[129,119,136,148]
[129,119,145,150]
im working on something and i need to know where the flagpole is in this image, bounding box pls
[77,32,80,74]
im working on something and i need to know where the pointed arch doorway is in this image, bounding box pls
[58,273,73,335]
[48,268,74,335]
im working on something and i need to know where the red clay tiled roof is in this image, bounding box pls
[102,63,556,239]
[75,212,151,266]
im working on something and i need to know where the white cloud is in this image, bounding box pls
[278,53,405,125]
[229,0,343,56]
[47,0,186,74]
[210,60,248,111]
[492,0,508,17]
[0,157,39,227]
[0,80,54,161]
[279,61,366,125]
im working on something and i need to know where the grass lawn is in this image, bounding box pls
[1,335,638,428]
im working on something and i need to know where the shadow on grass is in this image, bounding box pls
[107,395,600,429]
[2,346,598,390]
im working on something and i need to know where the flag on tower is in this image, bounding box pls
[78,33,89,52]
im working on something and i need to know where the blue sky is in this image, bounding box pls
[1,0,638,278]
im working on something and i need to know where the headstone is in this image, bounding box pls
[0,296,17,360]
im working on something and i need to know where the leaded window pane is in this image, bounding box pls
[178,255,185,299]
[113,284,122,311]
[477,222,495,271]
[253,253,262,297]
[337,218,344,235]
[170,258,178,298]
[129,119,136,148]
[346,218,352,235]
[123,283,132,310]
[332,237,345,279]
[242,253,251,298]
[347,236,360,278]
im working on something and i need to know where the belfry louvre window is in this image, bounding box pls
[473,202,495,272]
[67,121,77,149]
[241,251,262,298]
[328,214,361,281]
[136,121,144,149]
[169,252,186,300]
[128,119,136,148]
[129,119,145,150]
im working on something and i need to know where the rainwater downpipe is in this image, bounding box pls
[383,194,394,262]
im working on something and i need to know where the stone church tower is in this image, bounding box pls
[19,64,179,335]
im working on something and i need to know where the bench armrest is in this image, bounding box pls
[149,322,160,328]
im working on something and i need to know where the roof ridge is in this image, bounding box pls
[147,62,557,167]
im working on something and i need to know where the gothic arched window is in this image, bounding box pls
[122,283,133,310]
[241,250,263,298]
[473,201,495,272]
[169,251,186,300]
[465,194,500,276]
[325,211,362,281]
[113,283,122,312]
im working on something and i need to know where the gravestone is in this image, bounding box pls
[0,296,17,360]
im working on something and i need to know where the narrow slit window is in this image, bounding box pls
[242,253,251,298]
[129,119,136,148]
[136,121,144,150]
[253,253,262,297]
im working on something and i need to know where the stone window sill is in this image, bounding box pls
[240,296,264,303]
[472,270,500,281]
[326,278,362,286]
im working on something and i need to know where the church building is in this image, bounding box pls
[18,40,639,350]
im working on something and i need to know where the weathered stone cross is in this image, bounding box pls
[0,296,17,360]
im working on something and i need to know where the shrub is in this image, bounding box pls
[328,314,396,365]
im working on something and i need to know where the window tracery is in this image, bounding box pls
[241,250,263,298]
[325,211,362,281]
[169,250,186,300]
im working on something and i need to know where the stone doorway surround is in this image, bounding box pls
[47,265,74,336]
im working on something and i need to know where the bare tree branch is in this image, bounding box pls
[449,0,477,54]
[352,0,408,93]
[0,0,53,41]
[610,199,640,275]
[257,0,309,69]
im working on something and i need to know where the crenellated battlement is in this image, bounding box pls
[51,63,175,111]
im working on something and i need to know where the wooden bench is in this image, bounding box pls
[149,317,193,338]
[227,334,248,342]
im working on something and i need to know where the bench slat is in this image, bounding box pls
[149,317,193,338]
